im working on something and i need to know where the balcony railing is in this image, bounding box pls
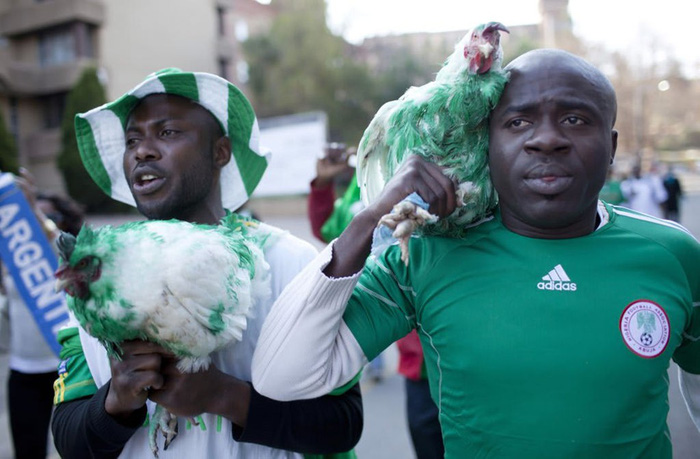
[4,57,95,95]
[0,0,104,37]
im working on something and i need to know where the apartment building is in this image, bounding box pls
[0,0,270,194]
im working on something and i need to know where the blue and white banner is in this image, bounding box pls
[0,173,68,356]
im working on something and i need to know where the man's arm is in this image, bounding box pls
[675,280,700,433]
[52,326,146,458]
[253,156,456,399]
[235,382,363,453]
[253,241,368,400]
[308,154,355,242]
[673,239,700,432]
[147,337,364,450]
[52,384,146,459]
[55,335,363,456]
[325,156,457,278]
[308,177,336,242]
[679,368,700,431]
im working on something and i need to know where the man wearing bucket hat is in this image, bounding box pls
[51,69,362,458]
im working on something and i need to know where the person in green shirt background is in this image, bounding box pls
[599,166,625,205]
[308,143,362,244]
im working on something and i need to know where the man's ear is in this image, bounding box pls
[214,136,232,168]
[610,130,618,164]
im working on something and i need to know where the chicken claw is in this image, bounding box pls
[378,200,437,265]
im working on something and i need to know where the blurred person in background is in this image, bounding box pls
[308,143,444,459]
[2,168,85,459]
[662,165,683,222]
[308,142,362,243]
[621,161,667,217]
[599,166,624,205]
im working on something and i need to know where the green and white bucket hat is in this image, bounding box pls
[75,68,269,211]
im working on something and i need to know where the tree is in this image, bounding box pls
[57,67,126,212]
[243,0,378,144]
[0,107,18,173]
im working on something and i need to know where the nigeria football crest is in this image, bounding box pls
[619,300,670,358]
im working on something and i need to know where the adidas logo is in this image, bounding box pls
[537,264,577,291]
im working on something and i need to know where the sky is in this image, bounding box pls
[325,0,699,76]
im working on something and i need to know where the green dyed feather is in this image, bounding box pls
[58,218,271,371]
[386,72,507,237]
[55,216,273,456]
[357,22,509,238]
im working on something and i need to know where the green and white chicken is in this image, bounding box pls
[357,21,509,264]
[54,217,271,456]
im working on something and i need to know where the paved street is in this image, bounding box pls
[2,193,700,458]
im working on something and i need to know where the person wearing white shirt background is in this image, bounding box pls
[621,161,668,218]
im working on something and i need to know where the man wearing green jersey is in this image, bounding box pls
[252,49,700,458]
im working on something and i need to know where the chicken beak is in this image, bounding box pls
[54,264,70,293]
[478,43,494,58]
[54,277,70,293]
[484,22,510,35]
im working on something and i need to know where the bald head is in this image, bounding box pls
[488,48,619,238]
[505,49,617,127]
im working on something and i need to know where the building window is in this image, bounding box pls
[40,93,67,129]
[38,26,76,67]
[9,97,19,145]
[217,7,226,36]
[218,59,229,81]
[74,23,95,59]
[236,60,249,84]
[235,20,249,42]
[38,23,95,67]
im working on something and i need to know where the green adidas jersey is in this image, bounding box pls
[344,202,700,458]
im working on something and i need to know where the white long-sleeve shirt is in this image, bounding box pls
[620,174,668,217]
[252,243,366,400]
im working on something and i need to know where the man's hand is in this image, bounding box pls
[313,144,356,188]
[105,340,166,421]
[368,155,457,222]
[148,358,251,427]
[147,357,220,418]
[315,157,353,188]
[324,155,456,277]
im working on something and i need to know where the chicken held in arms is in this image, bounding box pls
[357,21,509,264]
[54,218,271,456]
